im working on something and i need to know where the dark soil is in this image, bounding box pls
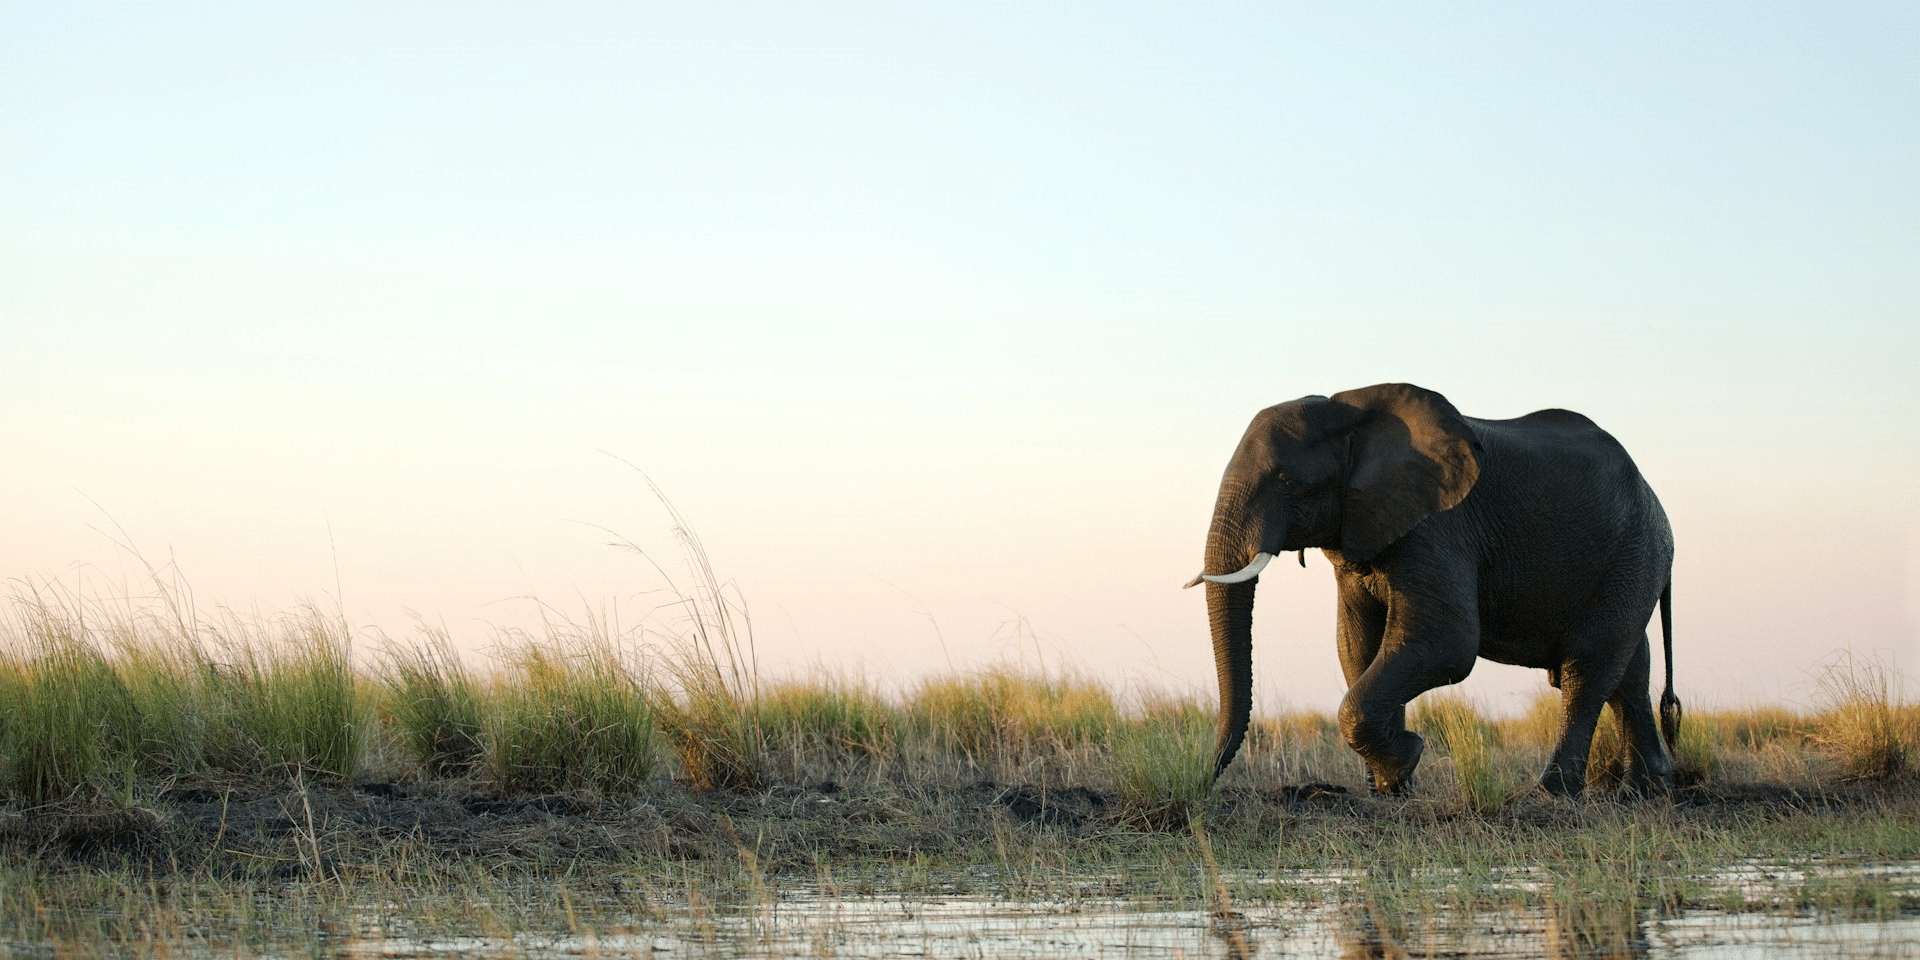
[2,774,1912,881]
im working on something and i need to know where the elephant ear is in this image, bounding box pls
[1331,383,1482,563]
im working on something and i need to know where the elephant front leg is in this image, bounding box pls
[1335,579,1389,688]
[1338,631,1477,796]
[1339,689,1424,795]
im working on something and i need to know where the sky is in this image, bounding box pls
[4,2,1917,715]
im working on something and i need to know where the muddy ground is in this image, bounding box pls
[4,773,1906,882]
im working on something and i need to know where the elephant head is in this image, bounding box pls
[1186,383,1482,779]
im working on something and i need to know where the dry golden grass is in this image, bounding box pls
[2,572,1915,820]
[1810,650,1913,781]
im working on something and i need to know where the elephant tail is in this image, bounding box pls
[1657,580,1682,754]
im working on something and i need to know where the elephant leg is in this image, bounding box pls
[1335,580,1389,688]
[1540,680,1607,797]
[1608,635,1675,796]
[1338,613,1477,796]
[1540,624,1638,797]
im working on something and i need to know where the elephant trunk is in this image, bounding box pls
[1207,578,1257,780]
[1200,483,1287,780]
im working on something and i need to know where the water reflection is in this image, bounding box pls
[1207,908,1258,960]
[1544,886,1650,960]
[26,858,1920,958]
[1334,899,1405,959]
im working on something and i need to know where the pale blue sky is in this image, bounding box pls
[5,2,1916,710]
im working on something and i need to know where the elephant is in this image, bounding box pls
[1186,383,1679,797]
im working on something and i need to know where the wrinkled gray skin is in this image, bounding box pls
[1189,383,1679,797]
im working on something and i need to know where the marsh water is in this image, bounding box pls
[24,859,1911,959]
[336,893,1920,959]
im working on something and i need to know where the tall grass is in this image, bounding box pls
[0,580,363,798]
[759,674,898,773]
[1670,705,1721,780]
[3,568,1917,809]
[1811,650,1912,781]
[649,626,762,792]
[108,620,224,778]
[486,616,657,794]
[1411,692,1511,812]
[609,472,766,792]
[224,605,362,777]
[381,626,486,778]
[907,666,1118,770]
[0,621,138,804]
[1241,709,1343,786]
[1112,692,1213,828]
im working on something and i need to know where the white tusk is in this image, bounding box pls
[1199,552,1275,585]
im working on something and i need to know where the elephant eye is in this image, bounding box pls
[1280,472,1330,496]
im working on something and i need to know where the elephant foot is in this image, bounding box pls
[1365,731,1425,796]
[1537,762,1586,798]
[1619,759,1676,799]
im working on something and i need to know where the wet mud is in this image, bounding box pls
[4,773,1910,882]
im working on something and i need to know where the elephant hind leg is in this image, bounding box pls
[1539,679,1608,797]
[1608,635,1675,796]
[1539,642,1634,798]
[1541,621,1673,798]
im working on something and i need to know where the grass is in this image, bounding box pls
[484,616,658,795]
[1111,694,1213,828]
[0,622,136,804]
[1410,691,1510,813]
[610,474,766,793]
[4,571,1914,815]
[9,490,1915,954]
[226,605,363,777]
[1811,649,1913,781]
[905,666,1118,772]
[381,626,486,778]
[0,579,1917,957]
[0,583,364,800]
[759,672,898,774]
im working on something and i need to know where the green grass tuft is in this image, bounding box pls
[226,606,363,777]
[487,619,657,795]
[1112,703,1214,829]
[382,626,486,778]
[1411,692,1510,813]
[0,622,138,804]
[759,674,898,770]
[1670,707,1720,780]
[907,666,1117,769]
